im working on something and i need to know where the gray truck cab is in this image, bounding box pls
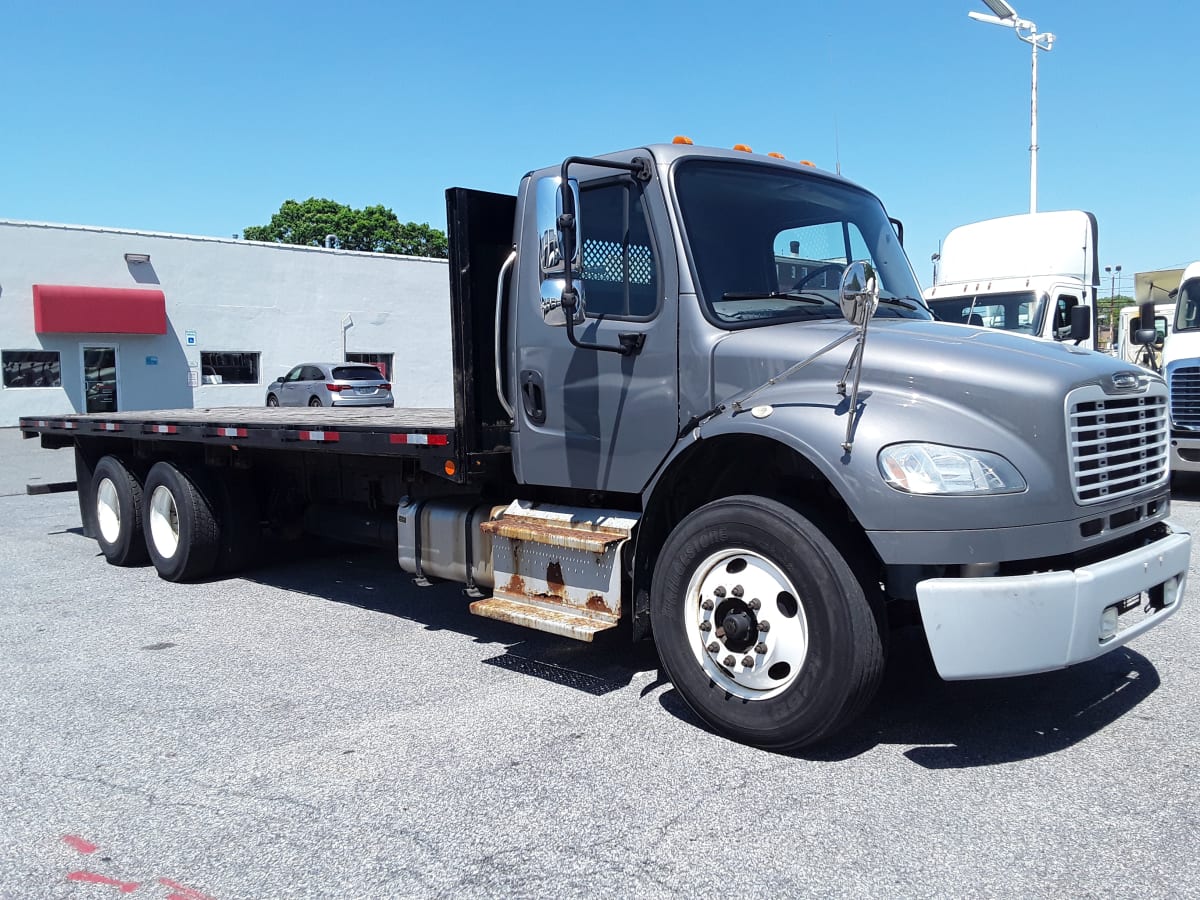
[467,142,1189,748]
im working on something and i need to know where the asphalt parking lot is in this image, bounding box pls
[2,427,1199,899]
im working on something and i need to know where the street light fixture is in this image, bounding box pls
[968,1,1055,214]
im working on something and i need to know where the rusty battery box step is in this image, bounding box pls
[470,500,640,642]
[469,596,617,641]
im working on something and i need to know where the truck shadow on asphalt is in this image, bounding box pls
[244,542,1162,769]
[785,627,1162,768]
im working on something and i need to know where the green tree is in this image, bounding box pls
[243,198,448,258]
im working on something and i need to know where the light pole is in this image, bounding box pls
[1105,264,1122,349]
[968,0,1055,214]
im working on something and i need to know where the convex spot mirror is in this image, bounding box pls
[1134,328,1159,347]
[839,260,879,326]
[541,279,586,327]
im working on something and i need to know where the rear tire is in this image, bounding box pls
[91,455,148,566]
[142,461,221,582]
[308,396,322,407]
[651,495,885,750]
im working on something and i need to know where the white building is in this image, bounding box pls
[0,219,453,426]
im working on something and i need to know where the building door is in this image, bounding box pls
[82,345,118,413]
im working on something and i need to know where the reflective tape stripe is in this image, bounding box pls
[389,433,449,446]
[298,430,339,442]
[216,427,247,438]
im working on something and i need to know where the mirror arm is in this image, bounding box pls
[557,155,653,357]
[560,289,642,356]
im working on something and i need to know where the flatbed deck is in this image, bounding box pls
[20,406,458,458]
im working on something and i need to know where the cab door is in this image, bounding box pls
[510,160,679,494]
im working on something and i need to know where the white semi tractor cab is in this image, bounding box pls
[21,144,1190,750]
[1161,262,1200,473]
[924,210,1099,349]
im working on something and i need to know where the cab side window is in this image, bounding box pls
[579,180,658,319]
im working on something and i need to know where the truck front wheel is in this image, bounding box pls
[142,461,221,582]
[91,455,148,566]
[651,496,884,750]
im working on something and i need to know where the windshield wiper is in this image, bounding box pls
[877,295,923,311]
[721,290,827,305]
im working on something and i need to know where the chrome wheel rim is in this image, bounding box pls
[683,548,809,700]
[148,485,180,559]
[96,478,121,544]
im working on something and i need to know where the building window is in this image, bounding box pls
[200,351,259,385]
[345,352,393,380]
[2,350,62,388]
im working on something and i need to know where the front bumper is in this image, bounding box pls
[916,523,1191,679]
[1170,432,1200,474]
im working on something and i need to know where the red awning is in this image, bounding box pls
[33,285,167,335]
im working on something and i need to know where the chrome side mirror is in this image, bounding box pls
[541,279,586,327]
[839,260,879,326]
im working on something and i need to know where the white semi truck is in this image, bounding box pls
[1157,263,1200,474]
[924,210,1099,349]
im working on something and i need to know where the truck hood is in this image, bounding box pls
[709,317,1158,445]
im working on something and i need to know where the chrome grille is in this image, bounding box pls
[1068,384,1169,504]
[1168,364,1200,429]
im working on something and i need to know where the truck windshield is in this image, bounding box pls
[1174,280,1200,332]
[926,290,1043,334]
[674,160,929,327]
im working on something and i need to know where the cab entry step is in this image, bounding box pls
[469,501,640,642]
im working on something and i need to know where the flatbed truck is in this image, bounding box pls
[22,141,1191,749]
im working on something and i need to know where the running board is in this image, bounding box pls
[469,596,617,641]
[470,500,639,642]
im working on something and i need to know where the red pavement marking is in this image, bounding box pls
[159,877,216,900]
[66,871,140,892]
[62,835,99,854]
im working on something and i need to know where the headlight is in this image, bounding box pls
[878,443,1026,495]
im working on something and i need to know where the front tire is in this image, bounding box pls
[91,455,148,566]
[142,461,221,582]
[651,495,884,750]
[266,394,279,407]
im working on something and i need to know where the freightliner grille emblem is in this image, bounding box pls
[1111,371,1143,392]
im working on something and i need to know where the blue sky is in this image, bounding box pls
[4,1,1197,295]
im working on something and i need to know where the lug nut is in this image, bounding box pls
[707,642,720,654]
[714,586,726,598]
[699,621,711,632]
[748,598,761,610]
[741,656,754,668]
[732,585,744,598]
[701,599,715,611]
[723,655,736,667]
[759,620,770,632]
[755,642,768,654]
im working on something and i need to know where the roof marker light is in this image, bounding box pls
[732,144,753,153]
[673,135,694,145]
[767,152,785,159]
[800,160,816,167]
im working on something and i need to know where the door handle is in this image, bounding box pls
[520,370,546,426]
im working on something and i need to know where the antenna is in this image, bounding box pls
[828,34,842,175]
